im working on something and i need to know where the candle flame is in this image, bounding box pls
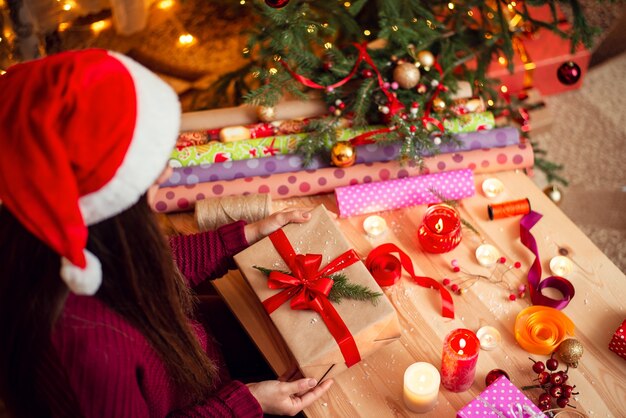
[434,217,443,233]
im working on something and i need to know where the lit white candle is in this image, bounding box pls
[475,243,500,267]
[476,326,502,351]
[481,178,504,198]
[363,215,388,238]
[403,362,440,413]
[549,255,573,277]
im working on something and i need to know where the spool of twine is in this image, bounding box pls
[195,194,272,231]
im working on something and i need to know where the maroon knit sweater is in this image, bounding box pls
[51,221,263,417]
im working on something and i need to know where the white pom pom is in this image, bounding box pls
[60,249,103,295]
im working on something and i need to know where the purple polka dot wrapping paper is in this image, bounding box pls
[456,375,546,417]
[334,169,476,218]
[162,126,520,187]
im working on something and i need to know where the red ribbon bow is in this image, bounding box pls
[262,229,362,367]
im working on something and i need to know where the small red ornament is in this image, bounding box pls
[557,61,581,85]
[485,369,510,386]
[264,0,289,8]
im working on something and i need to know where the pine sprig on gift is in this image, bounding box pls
[253,266,382,305]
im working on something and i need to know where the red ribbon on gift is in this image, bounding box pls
[263,229,362,367]
[365,243,454,319]
[520,211,575,310]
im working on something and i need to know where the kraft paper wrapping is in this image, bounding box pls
[180,100,328,131]
[163,126,520,187]
[233,205,401,381]
[152,143,533,213]
[335,169,476,218]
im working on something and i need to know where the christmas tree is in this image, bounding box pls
[203,0,600,184]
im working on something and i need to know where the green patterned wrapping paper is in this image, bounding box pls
[444,111,495,133]
[169,127,375,167]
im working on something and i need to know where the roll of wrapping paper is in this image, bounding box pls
[335,169,475,218]
[152,143,533,213]
[162,126,520,187]
[169,127,374,167]
[195,194,272,231]
[443,111,495,132]
[180,99,327,131]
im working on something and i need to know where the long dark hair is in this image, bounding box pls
[0,197,217,417]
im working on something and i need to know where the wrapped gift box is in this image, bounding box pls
[457,375,546,417]
[467,5,590,96]
[233,205,401,381]
[609,319,626,361]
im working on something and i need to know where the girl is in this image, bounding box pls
[0,49,332,417]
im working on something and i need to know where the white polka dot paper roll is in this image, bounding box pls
[608,319,626,361]
[335,169,476,218]
[456,375,546,417]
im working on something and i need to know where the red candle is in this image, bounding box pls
[441,328,480,392]
[417,204,462,253]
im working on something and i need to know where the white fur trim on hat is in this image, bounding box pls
[60,249,103,295]
[78,51,181,226]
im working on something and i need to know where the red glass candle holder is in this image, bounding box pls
[441,328,480,392]
[417,204,462,253]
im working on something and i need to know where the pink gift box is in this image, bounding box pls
[609,319,626,361]
[457,376,546,418]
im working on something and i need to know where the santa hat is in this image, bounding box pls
[0,49,180,295]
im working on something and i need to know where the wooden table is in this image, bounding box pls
[163,170,626,417]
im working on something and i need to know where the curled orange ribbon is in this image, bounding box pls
[514,306,575,355]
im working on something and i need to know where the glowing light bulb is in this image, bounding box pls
[58,22,71,32]
[363,29,371,36]
[90,19,110,34]
[178,33,195,45]
[448,3,454,10]
[157,0,174,9]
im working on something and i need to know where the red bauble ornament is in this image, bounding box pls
[485,369,509,386]
[265,0,289,8]
[557,61,581,85]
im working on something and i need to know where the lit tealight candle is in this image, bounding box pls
[475,243,500,267]
[363,215,388,238]
[481,178,504,198]
[550,255,573,277]
[403,362,440,413]
[476,326,502,351]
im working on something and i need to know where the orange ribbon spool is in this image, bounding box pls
[514,305,575,355]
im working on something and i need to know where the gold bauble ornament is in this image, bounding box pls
[256,105,276,122]
[543,184,564,205]
[417,50,435,69]
[330,141,356,168]
[556,338,584,368]
[432,97,446,113]
[393,62,421,89]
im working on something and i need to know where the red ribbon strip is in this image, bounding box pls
[280,43,404,117]
[263,229,362,367]
[519,211,575,310]
[365,243,454,318]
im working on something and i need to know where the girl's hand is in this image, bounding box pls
[244,208,311,245]
[246,378,334,416]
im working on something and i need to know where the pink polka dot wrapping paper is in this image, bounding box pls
[335,169,475,217]
[609,319,626,361]
[152,143,533,213]
[456,376,546,417]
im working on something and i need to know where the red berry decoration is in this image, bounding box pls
[557,396,570,408]
[538,393,551,406]
[537,371,550,385]
[550,372,564,386]
[546,357,559,371]
[531,359,545,374]
[265,0,289,8]
[549,384,563,398]
[557,61,582,85]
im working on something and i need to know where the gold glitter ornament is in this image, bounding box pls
[330,141,356,167]
[393,62,421,89]
[556,338,584,368]
[256,105,276,122]
[417,50,435,69]
[432,97,446,113]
